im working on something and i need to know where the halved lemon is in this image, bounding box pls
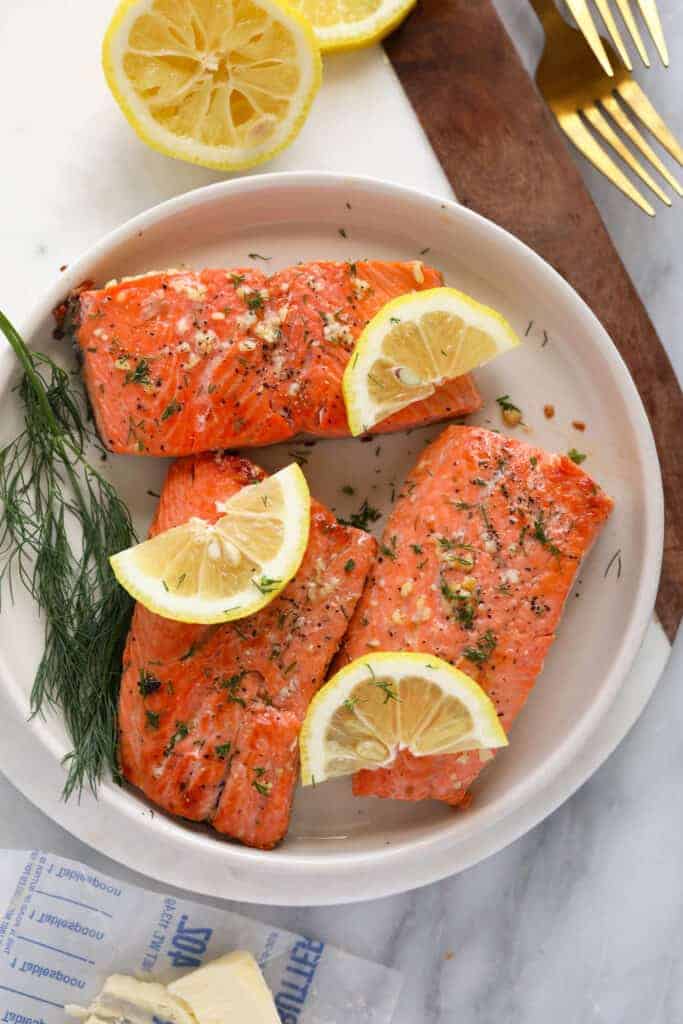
[102,0,322,171]
[110,463,310,623]
[300,651,507,786]
[287,0,416,51]
[342,286,520,436]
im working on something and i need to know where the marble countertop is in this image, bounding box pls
[1,1,682,1020]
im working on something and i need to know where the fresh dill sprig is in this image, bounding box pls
[0,312,136,799]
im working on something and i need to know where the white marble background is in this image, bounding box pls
[1,1,682,1021]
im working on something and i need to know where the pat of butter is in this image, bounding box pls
[168,951,279,1024]
[67,975,195,1024]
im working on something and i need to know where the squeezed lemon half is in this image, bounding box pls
[102,0,322,170]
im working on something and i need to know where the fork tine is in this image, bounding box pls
[593,0,632,70]
[613,0,650,66]
[558,110,654,214]
[618,80,683,165]
[635,0,669,65]
[602,95,683,196]
[583,104,671,204]
[564,0,614,75]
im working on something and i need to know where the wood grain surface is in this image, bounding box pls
[385,0,683,642]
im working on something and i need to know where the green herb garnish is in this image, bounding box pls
[0,312,136,798]
[252,575,281,595]
[138,669,162,697]
[373,679,399,704]
[247,293,264,311]
[145,709,160,730]
[533,516,562,557]
[338,499,381,532]
[463,630,497,664]
[567,448,586,464]
[215,742,231,760]
[496,394,521,414]
[164,720,189,756]
[161,399,182,421]
[344,558,356,573]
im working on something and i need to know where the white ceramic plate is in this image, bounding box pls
[0,173,664,905]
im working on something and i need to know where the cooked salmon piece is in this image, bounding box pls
[118,453,376,848]
[334,426,613,805]
[69,262,482,456]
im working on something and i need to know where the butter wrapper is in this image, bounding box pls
[0,851,401,1023]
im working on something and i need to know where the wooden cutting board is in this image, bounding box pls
[385,0,683,643]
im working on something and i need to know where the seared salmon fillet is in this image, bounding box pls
[118,453,376,848]
[70,262,482,455]
[334,426,613,805]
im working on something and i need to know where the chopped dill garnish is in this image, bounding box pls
[252,575,281,594]
[380,535,397,560]
[0,312,136,799]
[463,629,497,664]
[410,543,423,555]
[248,252,271,261]
[344,558,356,573]
[125,358,152,388]
[567,448,587,464]
[145,710,160,730]
[341,484,355,496]
[252,766,272,795]
[440,575,477,629]
[138,669,162,697]
[343,696,360,711]
[179,640,200,661]
[373,679,400,704]
[215,742,231,759]
[247,293,264,311]
[161,398,182,421]
[338,499,381,532]
[496,394,521,414]
[533,515,562,557]
[338,227,347,238]
[230,273,246,287]
[164,720,189,756]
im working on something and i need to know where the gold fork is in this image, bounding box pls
[564,0,669,74]
[530,0,682,215]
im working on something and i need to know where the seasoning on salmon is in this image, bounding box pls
[334,425,613,805]
[66,262,482,456]
[118,453,376,848]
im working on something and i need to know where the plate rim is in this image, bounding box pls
[0,171,665,903]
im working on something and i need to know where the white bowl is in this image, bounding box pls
[0,173,663,904]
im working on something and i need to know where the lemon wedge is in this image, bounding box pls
[102,0,322,171]
[342,286,520,436]
[288,0,416,51]
[300,651,507,786]
[110,463,310,623]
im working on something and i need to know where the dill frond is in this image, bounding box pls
[0,311,136,799]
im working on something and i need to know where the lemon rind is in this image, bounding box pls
[110,464,310,623]
[300,651,508,786]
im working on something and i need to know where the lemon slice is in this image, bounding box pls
[342,286,520,436]
[287,0,416,51]
[110,464,310,623]
[300,652,507,786]
[102,0,322,171]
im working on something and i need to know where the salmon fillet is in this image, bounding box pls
[334,426,613,805]
[69,262,482,456]
[118,453,376,848]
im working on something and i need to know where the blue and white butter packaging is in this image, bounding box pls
[0,851,401,1023]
